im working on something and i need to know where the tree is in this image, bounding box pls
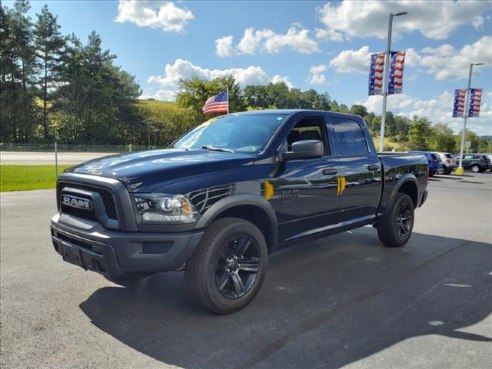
[54,32,141,143]
[350,104,367,117]
[407,116,433,150]
[176,76,246,123]
[34,4,65,138]
[0,0,38,142]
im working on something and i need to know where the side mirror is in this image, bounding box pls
[281,140,324,161]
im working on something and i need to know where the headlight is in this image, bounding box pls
[133,194,199,224]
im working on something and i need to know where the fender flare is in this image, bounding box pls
[194,194,278,250]
[385,174,418,212]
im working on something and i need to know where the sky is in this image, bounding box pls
[15,0,492,136]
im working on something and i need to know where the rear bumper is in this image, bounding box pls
[51,214,203,278]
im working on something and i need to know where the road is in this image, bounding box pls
[1,172,491,369]
[0,151,117,165]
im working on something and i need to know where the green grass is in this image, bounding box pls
[0,165,71,192]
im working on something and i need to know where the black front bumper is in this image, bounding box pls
[51,214,203,278]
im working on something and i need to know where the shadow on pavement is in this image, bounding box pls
[80,231,492,369]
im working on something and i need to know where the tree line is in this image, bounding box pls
[1,0,490,153]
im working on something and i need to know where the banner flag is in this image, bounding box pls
[388,51,405,94]
[452,89,467,117]
[202,90,228,115]
[368,53,385,95]
[468,88,482,117]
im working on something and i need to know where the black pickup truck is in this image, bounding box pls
[51,110,428,314]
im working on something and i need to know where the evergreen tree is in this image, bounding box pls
[34,4,65,138]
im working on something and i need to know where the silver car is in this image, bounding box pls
[435,152,456,174]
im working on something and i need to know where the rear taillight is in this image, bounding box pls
[446,159,451,164]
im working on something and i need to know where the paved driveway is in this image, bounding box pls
[1,173,491,369]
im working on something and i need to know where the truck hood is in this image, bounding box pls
[66,149,257,192]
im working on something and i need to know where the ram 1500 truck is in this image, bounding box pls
[51,110,428,314]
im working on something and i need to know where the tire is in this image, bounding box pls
[377,193,414,248]
[471,164,480,173]
[185,217,268,314]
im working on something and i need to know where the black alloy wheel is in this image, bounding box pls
[185,217,268,314]
[377,193,415,248]
[395,199,414,241]
[215,236,260,299]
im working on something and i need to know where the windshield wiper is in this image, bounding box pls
[200,145,235,153]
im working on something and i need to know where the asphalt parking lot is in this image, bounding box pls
[1,172,491,369]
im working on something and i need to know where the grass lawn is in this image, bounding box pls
[0,165,71,192]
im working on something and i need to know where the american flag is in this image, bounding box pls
[468,88,482,117]
[202,90,229,115]
[369,53,385,95]
[453,89,467,117]
[388,51,405,95]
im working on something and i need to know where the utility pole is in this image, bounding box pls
[379,11,407,152]
[456,62,484,175]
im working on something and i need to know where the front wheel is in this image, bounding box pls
[185,218,268,314]
[377,193,415,248]
[471,164,480,173]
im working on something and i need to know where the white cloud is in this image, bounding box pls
[329,46,372,73]
[215,36,237,57]
[271,74,294,88]
[408,36,492,80]
[360,91,492,136]
[216,26,320,57]
[316,1,492,41]
[309,64,327,85]
[115,0,194,33]
[148,59,273,87]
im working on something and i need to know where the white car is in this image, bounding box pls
[435,152,456,174]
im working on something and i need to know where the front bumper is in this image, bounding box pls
[51,214,203,278]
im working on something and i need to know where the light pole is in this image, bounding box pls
[379,11,407,152]
[456,62,484,175]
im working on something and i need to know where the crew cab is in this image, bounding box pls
[51,110,428,314]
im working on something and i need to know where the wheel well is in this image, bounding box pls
[215,205,274,251]
[398,181,418,207]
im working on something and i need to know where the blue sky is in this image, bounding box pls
[17,0,492,135]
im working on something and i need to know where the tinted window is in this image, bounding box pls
[331,118,369,157]
[174,113,287,153]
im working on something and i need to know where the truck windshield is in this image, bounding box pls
[174,113,288,154]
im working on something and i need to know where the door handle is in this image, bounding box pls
[322,168,338,175]
[367,164,380,171]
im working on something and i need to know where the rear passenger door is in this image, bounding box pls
[328,116,382,225]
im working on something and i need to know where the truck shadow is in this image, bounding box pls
[80,230,492,369]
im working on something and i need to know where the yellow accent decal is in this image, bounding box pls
[340,177,347,195]
[263,181,274,200]
[336,177,347,196]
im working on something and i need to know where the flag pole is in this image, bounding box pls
[227,88,229,114]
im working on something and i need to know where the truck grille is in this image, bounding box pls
[58,182,118,221]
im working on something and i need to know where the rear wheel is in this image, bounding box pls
[377,193,414,248]
[471,164,480,173]
[185,218,268,314]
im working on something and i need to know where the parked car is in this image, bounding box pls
[409,151,440,176]
[435,152,456,174]
[453,153,491,173]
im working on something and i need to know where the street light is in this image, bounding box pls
[456,62,484,175]
[379,11,407,152]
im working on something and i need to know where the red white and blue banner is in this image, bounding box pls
[452,89,467,117]
[368,53,385,95]
[202,90,229,115]
[388,51,405,94]
[468,88,482,117]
